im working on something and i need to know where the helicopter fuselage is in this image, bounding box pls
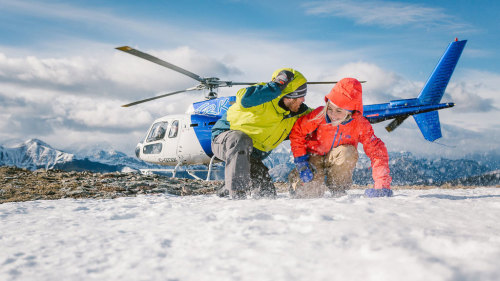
[136,114,214,165]
[135,96,235,165]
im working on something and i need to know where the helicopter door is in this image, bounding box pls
[140,120,180,165]
[140,121,168,164]
[156,119,180,165]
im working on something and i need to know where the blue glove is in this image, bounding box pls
[364,188,393,197]
[294,155,313,183]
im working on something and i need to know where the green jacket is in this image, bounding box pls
[212,68,311,159]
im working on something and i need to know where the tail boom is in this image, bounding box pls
[364,102,455,124]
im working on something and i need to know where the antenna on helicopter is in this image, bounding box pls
[116,46,345,107]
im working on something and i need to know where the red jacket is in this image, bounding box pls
[290,106,392,188]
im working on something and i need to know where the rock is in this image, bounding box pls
[0,166,223,203]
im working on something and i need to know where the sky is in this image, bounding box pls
[0,0,499,158]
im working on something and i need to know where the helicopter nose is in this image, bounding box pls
[135,145,141,158]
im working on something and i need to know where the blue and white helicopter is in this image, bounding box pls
[117,39,467,178]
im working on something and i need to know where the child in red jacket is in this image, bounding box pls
[289,78,392,198]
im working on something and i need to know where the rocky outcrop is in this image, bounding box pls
[0,166,223,204]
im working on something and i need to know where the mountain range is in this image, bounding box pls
[1,139,498,186]
[264,142,499,186]
[0,139,161,173]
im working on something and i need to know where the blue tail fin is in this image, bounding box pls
[413,39,467,141]
[417,39,467,104]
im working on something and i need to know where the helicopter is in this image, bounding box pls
[117,39,467,179]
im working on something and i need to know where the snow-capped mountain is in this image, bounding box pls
[263,141,296,182]
[264,142,499,186]
[0,139,155,172]
[446,169,500,186]
[72,144,162,171]
[0,139,74,170]
[354,152,491,185]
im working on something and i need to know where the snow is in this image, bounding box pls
[1,188,500,281]
[0,139,74,170]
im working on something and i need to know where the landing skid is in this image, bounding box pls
[139,157,222,181]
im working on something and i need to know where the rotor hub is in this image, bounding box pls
[205,91,218,100]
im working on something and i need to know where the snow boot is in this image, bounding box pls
[216,185,230,198]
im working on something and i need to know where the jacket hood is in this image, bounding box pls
[324,78,363,114]
[271,68,307,97]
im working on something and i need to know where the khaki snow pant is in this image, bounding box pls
[211,130,276,198]
[289,145,358,198]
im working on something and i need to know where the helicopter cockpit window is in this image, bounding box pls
[143,143,162,154]
[168,120,179,138]
[146,121,169,143]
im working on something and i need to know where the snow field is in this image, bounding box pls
[1,188,500,281]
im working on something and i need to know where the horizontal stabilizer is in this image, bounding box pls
[413,111,442,141]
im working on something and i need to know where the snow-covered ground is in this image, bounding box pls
[1,188,500,281]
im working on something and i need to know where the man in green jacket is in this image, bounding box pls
[211,68,311,199]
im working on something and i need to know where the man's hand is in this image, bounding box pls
[273,70,294,90]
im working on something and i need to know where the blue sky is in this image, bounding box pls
[0,0,499,157]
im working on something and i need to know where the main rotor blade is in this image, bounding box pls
[307,81,338,84]
[218,81,365,87]
[116,46,204,82]
[228,82,258,85]
[307,81,366,84]
[217,81,367,87]
[121,86,201,107]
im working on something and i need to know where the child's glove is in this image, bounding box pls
[364,188,393,197]
[294,155,313,183]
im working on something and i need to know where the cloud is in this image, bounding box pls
[331,61,422,102]
[0,53,104,88]
[303,0,470,31]
[446,81,497,112]
[302,61,425,107]
[0,45,251,154]
[0,45,247,101]
[0,90,26,107]
[439,68,500,131]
